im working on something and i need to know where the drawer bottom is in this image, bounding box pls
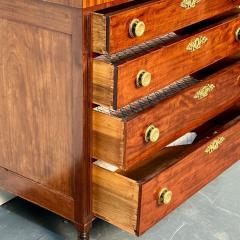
[93,105,240,235]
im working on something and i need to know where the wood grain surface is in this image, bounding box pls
[93,15,240,109]
[39,0,133,8]
[0,0,93,234]
[93,62,240,169]
[0,18,74,196]
[0,166,74,220]
[93,110,240,235]
[93,165,139,234]
[139,115,240,234]
[92,0,238,53]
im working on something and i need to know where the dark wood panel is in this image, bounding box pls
[0,0,72,34]
[0,18,74,196]
[92,0,238,53]
[71,9,93,233]
[0,1,93,237]
[40,0,133,9]
[0,166,74,220]
[139,116,240,234]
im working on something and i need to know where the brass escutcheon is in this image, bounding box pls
[158,188,173,205]
[186,36,208,52]
[145,125,160,143]
[205,136,225,154]
[194,84,215,100]
[181,0,201,9]
[129,19,145,38]
[136,70,152,87]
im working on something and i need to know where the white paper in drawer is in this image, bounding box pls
[167,132,197,147]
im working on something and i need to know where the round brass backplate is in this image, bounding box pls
[158,188,173,205]
[129,19,145,38]
[145,125,160,143]
[136,70,152,87]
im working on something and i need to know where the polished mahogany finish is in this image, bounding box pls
[92,0,238,54]
[93,15,240,109]
[0,0,94,239]
[0,0,239,239]
[93,108,240,235]
[93,61,240,170]
[43,0,133,8]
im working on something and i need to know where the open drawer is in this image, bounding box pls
[93,59,240,170]
[93,106,240,235]
[93,13,240,109]
[92,0,238,54]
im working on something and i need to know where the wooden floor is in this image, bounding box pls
[0,161,239,240]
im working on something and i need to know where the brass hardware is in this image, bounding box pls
[129,19,145,38]
[194,84,215,100]
[158,188,172,205]
[205,136,225,154]
[145,125,160,143]
[235,28,240,42]
[186,36,208,52]
[181,0,201,9]
[136,70,152,87]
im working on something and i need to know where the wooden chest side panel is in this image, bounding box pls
[0,0,73,34]
[0,18,74,197]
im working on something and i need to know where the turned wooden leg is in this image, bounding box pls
[78,231,90,240]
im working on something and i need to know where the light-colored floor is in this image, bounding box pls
[0,161,239,240]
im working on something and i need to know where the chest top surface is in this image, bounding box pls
[42,0,132,8]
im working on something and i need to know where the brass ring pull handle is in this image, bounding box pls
[145,125,160,143]
[136,70,152,87]
[158,188,173,205]
[129,19,145,38]
[235,28,240,42]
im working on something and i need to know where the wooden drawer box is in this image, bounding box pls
[93,108,240,235]
[92,0,238,54]
[93,60,240,170]
[93,14,240,109]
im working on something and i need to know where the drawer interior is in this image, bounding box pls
[93,105,240,234]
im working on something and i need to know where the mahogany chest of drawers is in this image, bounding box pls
[0,0,239,239]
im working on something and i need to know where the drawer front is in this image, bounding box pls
[93,15,240,109]
[93,62,240,169]
[93,111,240,235]
[92,0,237,54]
[139,117,240,234]
[125,62,240,169]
